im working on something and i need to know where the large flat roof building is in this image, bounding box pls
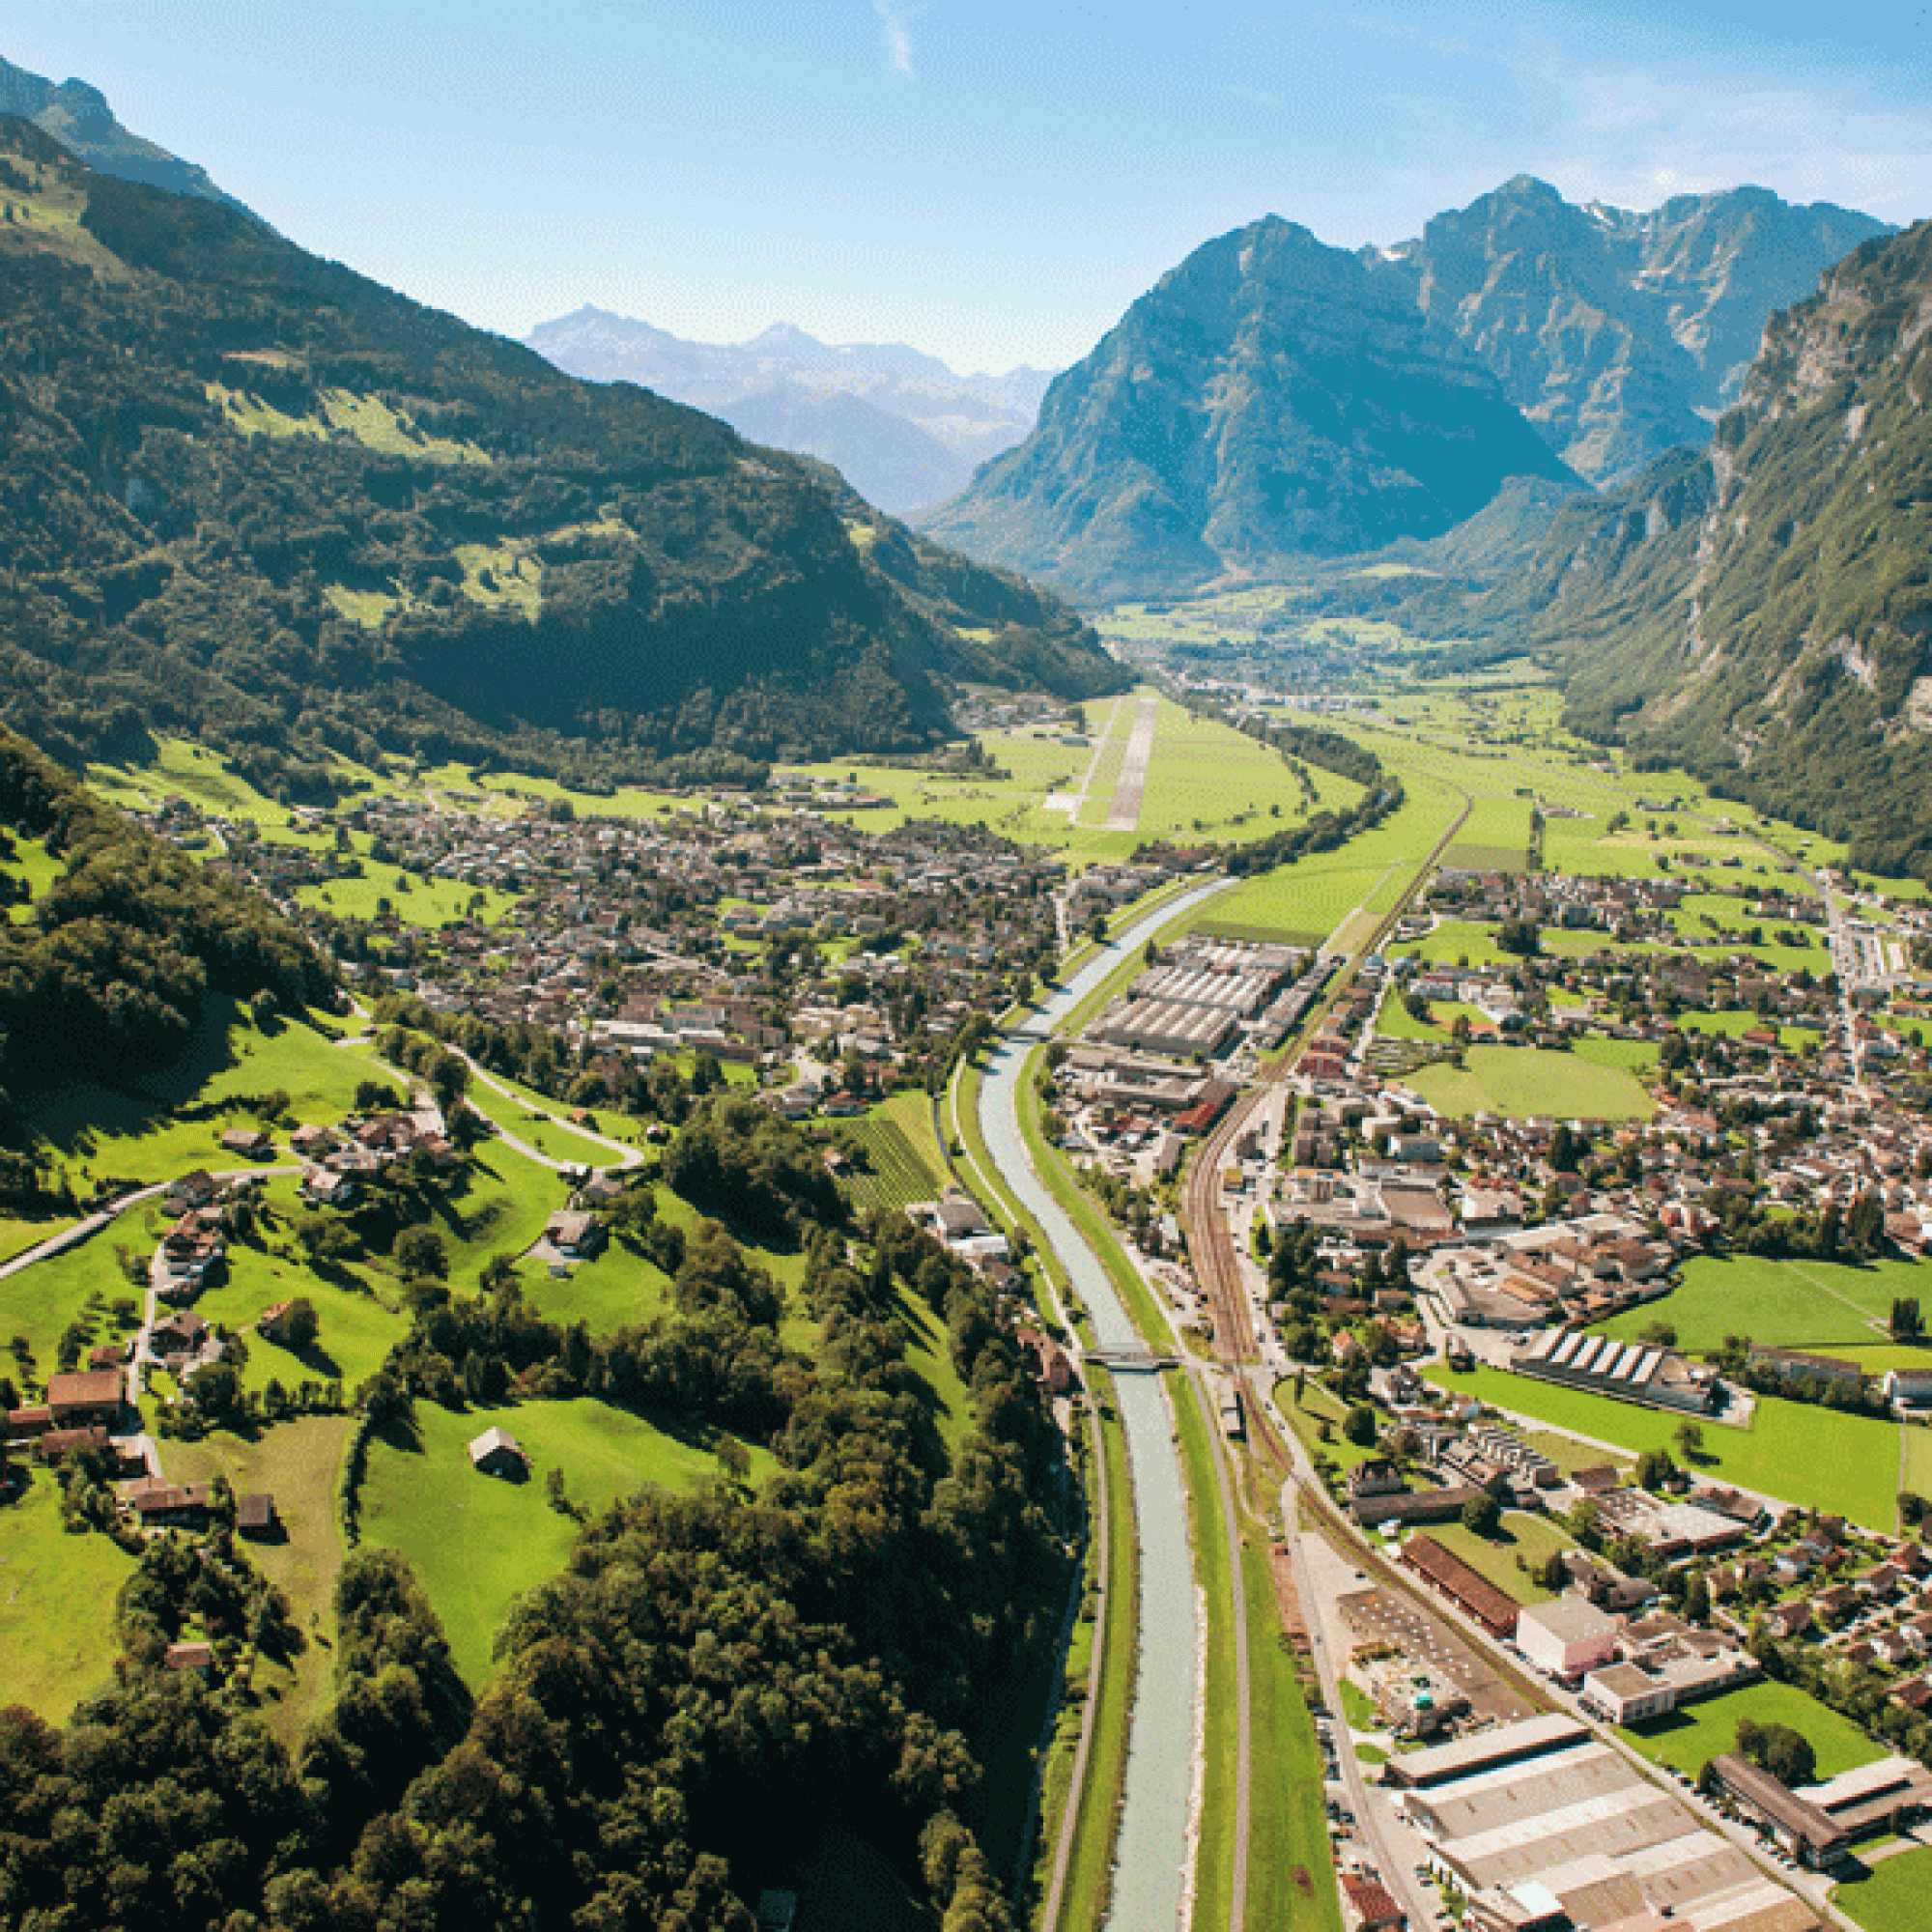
[1399,1722,1818,1932]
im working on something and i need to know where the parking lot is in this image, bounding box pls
[1336,1585,1537,1725]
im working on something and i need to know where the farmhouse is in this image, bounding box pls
[45,1371,122,1426]
[543,1210,606,1260]
[469,1427,529,1479]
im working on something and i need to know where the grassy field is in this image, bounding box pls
[1426,1364,1903,1528]
[0,1226,148,1396]
[169,1414,355,1743]
[1406,1045,1656,1121]
[1595,1254,1922,1355]
[25,1001,375,1186]
[1906,1426,1932,1498]
[1621,1679,1884,1780]
[1414,1513,1578,1606]
[1178,1377,1239,1932]
[296,869,521,928]
[358,1395,775,1685]
[465,1088,622,1168]
[1241,1528,1343,1932]
[1060,1383,1141,1932]
[1,832,62,924]
[1834,1843,1932,1932]
[0,1476,137,1720]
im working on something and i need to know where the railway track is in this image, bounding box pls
[1180,784,1472,1391]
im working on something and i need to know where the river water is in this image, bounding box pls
[978,883,1227,1932]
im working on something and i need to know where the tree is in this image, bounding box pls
[1534,1549,1570,1592]
[393,1226,449,1280]
[1636,1448,1676,1492]
[294,1212,358,1264]
[1674,1421,1704,1461]
[1343,1404,1378,1448]
[1462,1492,1502,1538]
[276,1297,320,1351]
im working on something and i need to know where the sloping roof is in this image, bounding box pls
[469,1426,525,1465]
[1710,1754,1848,1856]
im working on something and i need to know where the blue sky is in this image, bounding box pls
[8,2,1930,372]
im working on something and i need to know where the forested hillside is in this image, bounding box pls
[0,723,333,1174]
[1505,219,1932,879]
[0,1104,1065,1929]
[0,117,1122,799]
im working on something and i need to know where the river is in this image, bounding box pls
[978,882,1228,1931]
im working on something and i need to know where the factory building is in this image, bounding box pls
[1512,1327,1718,1415]
[1396,1716,1817,1932]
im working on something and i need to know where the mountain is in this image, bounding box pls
[1368,176,1891,488]
[920,214,1580,604]
[0,51,252,214]
[1497,219,1932,879]
[713,383,974,513]
[0,117,1123,797]
[526,308,1050,503]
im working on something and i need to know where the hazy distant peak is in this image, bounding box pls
[525,306,1058,497]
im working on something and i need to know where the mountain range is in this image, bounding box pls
[1513,216,1932,879]
[0,115,1122,799]
[923,179,1889,606]
[921,213,1582,602]
[1366,176,1889,487]
[526,308,1052,512]
[0,52,250,215]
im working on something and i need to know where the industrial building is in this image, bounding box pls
[1085,936,1297,1061]
[1088,998,1236,1058]
[1511,1327,1718,1414]
[1396,1716,1817,1932]
[1515,1598,1618,1680]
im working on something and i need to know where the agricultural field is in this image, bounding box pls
[1594,1253,1921,1354]
[1405,1045,1656,1122]
[838,1091,947,1216]
[1197,864,1396,950]
[356,1395,776,1685]
[0,1476,138,1721]
[1425,1364,1903,1529]
[168,1414,355,1744]
[1620,1679,1884,1781]
[1907,1426,1932,1499]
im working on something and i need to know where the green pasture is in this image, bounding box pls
[1621,1679,1883,1781]
[1425,1363,1902,1528]
[168,1414,355,1743]
[1835,1845,1932,1932]
[1406,1045,1656,1121]
[0,1476,136,1722]
[1595,1253,1919,1353]
[357,1395,775,1685]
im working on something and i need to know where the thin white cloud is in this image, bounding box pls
[872,0,926,78]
